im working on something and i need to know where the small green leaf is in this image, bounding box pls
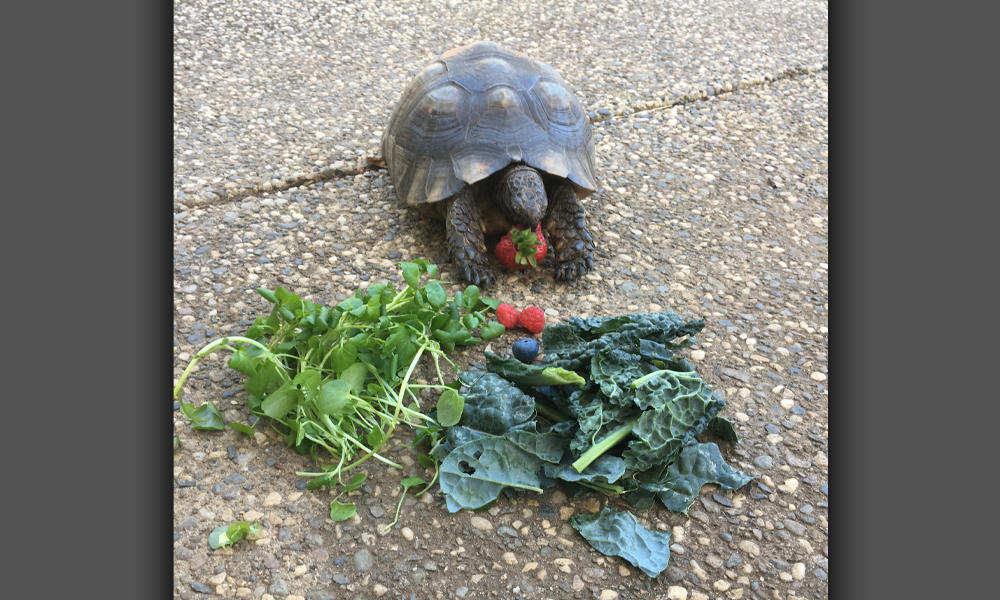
[244,361,283,398]
[401,476,426,489]
[479,297,500,311]
[173,436,179,451]
[292,370,322,402]
[436,389,464,427]
[367,427,385,448]
[330,341,358,373]
[306,472,335,491]
[462,313,480,330]
[274,287,303,311]
[190,402,225,431]
[288,420,306,448]
[412,288,426,307]
[424,281,447,309]
[417,455,436,469]
[481,321,505,340]
[430,312,451,332]
[208,521,261,550]
[225,522,248,545]
[245,319,263,339]
[401,262,420,289]
[260,382,301,419]
[463,285,480,310]
[256,288,278,303]
[342,472,368,491]
[227,349,257,377]
[209,525,232,549]
[179,401,195,419]
[227,422,254,436]
[366,296,381,320]
[339,362,369,393]
[329,500,357,522]
[317,380,352,416]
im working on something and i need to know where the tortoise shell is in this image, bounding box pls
[381,41,597,209]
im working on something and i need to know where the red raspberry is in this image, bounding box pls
[517,306,546,334]
[495,303,520,329]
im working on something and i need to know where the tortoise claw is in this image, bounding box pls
[458,259,494,287]
[554,253,594,281]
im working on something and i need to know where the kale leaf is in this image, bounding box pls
[438,311,751,543]
[485,352,587,389]
[544,455,627,495]
[439,371,537,455]
[439,437,547,512]
[571,507,672,577]
[651,442,755,513]
[622,368,726,480]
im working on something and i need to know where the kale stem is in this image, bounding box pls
[534,401,569,424]
[571,417,640,473]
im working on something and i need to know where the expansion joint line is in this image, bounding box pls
[176,61,827,209]
[591,61,828,124]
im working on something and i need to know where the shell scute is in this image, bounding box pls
[382,42,596,207]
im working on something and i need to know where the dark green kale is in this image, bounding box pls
[571,507,673,577]
[438,310,751,535]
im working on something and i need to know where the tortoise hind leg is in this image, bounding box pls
[544,182,596,280]
[442,187,496,287]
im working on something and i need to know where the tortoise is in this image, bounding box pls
[380,41,598,286]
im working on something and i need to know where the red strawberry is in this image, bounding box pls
[495,223,547,270]
[496,303,520,329]
[517,306,546,334]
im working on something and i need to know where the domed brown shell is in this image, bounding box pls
[381,41,597,208]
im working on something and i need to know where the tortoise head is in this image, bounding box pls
[494,165,548,228]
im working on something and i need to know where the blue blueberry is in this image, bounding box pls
[512,338,540,363]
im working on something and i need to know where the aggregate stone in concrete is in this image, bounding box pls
[173,4,828,600]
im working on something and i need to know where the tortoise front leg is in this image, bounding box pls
[544,182,596,280]
[442,187,496,287]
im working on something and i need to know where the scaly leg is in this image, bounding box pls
[442,187,496,287]
[544,182,596,280]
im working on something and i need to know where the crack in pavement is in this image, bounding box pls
[592,61,828,123]
[176,60,828,211]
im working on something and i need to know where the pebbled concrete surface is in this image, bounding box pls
[173,2,829,599]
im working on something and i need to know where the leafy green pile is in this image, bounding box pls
[174,260,501,519]
[429,311,753,576]
[435,312,752,515]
